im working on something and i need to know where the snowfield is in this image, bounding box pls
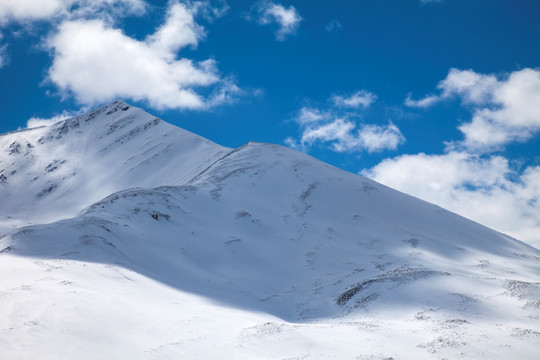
[1,101,539,359]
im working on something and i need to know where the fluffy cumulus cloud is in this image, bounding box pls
[46,1,240,110]
[0,0,237,109]
[363,152,540,248]
[286,91,405,153]
[257,1,302,41]
[0,0,146,72]
[147,1,205,58]
[406,68,540,152]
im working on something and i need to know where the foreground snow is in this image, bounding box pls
[1,102,539,359]
[2,256,538,360]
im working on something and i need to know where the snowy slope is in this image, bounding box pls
[0,100,229,232]
[1,102,539,359]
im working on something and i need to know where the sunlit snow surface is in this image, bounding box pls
[1,102,539,359]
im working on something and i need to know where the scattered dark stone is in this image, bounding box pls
[36,183,58,198]
[402,238,419,248]
[300,182,318,202]
[235,210,251,218]
[151,212,170,221]
[45,160,67,173]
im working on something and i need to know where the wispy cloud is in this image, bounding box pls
[256,1,302,41]
[325,19,341,32]
[404,93,439,108]
[286,91,405,153]
[0,33,6,68]
[332,90,377,109]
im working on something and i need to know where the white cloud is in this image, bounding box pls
[298,119,404,153]
[405,69,498,108]
[205,76,244,107]
[296,107,325,124]
[0,0,146,23]
[67,0,147,22]
[332,90,377,109]
[363,152,540,248]
[46,1,238,110]
[26,110,79,128]
[457,68,540,151]
[257,1,302,41]
[404,93,439,108]
[287,91,405,153]
[356,123,404,152]
[439,68,498,105]
[0,0,147,69]
[147,1,205,59]
[0,0,63,22]
[196,0,230,20]
[405,68,540,152]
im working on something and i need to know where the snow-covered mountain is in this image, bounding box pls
[1,101,539,359]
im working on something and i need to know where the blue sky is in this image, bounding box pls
[0,0,539,246]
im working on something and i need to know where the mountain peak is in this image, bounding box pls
[0,102,229,232]
[85,99,134,120]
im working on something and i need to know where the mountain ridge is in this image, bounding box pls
[1,101,539,359]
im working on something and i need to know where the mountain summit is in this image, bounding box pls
[0,101,229,232]
[1,102,539,359]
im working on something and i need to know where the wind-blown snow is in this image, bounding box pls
[1,102,539,359]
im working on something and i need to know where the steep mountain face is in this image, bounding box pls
[1,102,539,359]
[0,100,229,232]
